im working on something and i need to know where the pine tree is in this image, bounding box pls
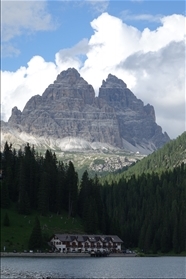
[17,160,30,214]
[0,180,10,209]
[56,161,65,214]
[43,150,58,212]
[78,170,90,217]
[38,172,49,216]
[2,142,17,201]
[24,144,39,209]
[28,216,43,250]
[66,161,78,217]
[3,212,10,226]
[92,174,103,231]
[83,198,98,233]
[161,226,171,253]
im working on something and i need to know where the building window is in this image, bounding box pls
[72,241,76,247]
[78,242,82,248]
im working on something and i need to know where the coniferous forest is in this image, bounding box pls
[1,141,186,254]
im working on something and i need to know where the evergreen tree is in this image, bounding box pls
[92,174,103,231]
[161,226,171,253]
[24,144,39,209]
[43,150,58,212]
[38,172,50,216]
[17,160,30,214]
[83,197,98,233]
[2,142,17,201]
[28,216,43,250]
[78,170,90,217]
[66,161,78,217]
[1,140,185,254]
[3,212,10,227]
[56,161,66,214]
[0,180,10,209]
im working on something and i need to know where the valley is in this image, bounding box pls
[55,149,145,177]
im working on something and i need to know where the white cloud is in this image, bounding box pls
[79,13,185,138]
[55,39,89,69]
[1,0,57,56]
[80,13,141,92]
[1,56,60,121]
[140,14,185,52]
[85,0,109,13]
[63,0,109,15]
[130,0,144,2]
[121,10,162,23]
[1,43,20,58]
[120,41,185,138]
[1,12,185,139]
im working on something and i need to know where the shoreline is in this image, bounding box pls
[1,252,185,258]
[0,252,137,258]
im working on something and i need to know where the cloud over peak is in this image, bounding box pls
[1,12,185,139]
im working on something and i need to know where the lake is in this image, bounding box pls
[1,256,186,278]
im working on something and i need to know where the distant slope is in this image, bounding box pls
[103,132,186,182]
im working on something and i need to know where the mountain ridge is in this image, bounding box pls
[1,68,170,155]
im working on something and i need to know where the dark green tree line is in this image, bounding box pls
[101,163,186,254]
[0,142,185,254]
[0,143,78,217]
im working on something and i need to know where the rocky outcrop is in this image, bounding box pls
[4,68,170,154]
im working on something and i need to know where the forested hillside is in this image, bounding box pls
[103,132,186,183]
[1,141,185,254]
[0,142,105,236]
[102,165,186,253]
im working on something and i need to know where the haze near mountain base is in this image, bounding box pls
[1,68,170,155]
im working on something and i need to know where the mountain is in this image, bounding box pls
[1,68,170,155]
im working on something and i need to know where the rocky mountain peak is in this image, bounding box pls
[101,74,127,89]
[41,68,95,105]
[99,74,140,111]
[12,106,21,114]
[57,67,79,78]
[8,106,22,124]
[2,68,170,154]
[144,104,156,121]
[54,67,85,87]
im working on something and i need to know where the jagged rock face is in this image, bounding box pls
[6,68,170,153]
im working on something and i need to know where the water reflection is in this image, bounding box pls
[1,256,186,279]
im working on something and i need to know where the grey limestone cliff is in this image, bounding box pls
[5,68,170,153]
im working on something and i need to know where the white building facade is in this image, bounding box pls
[50,234,123,253]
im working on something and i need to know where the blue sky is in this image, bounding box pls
[1,0,186,139]
[1,0,185,71]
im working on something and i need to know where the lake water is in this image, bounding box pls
[1,256,186,278]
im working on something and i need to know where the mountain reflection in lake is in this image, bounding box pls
[1,256,186,278]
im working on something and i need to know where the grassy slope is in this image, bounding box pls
[1,206,84,252]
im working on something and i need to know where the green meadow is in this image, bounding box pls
[1,206,84,252]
